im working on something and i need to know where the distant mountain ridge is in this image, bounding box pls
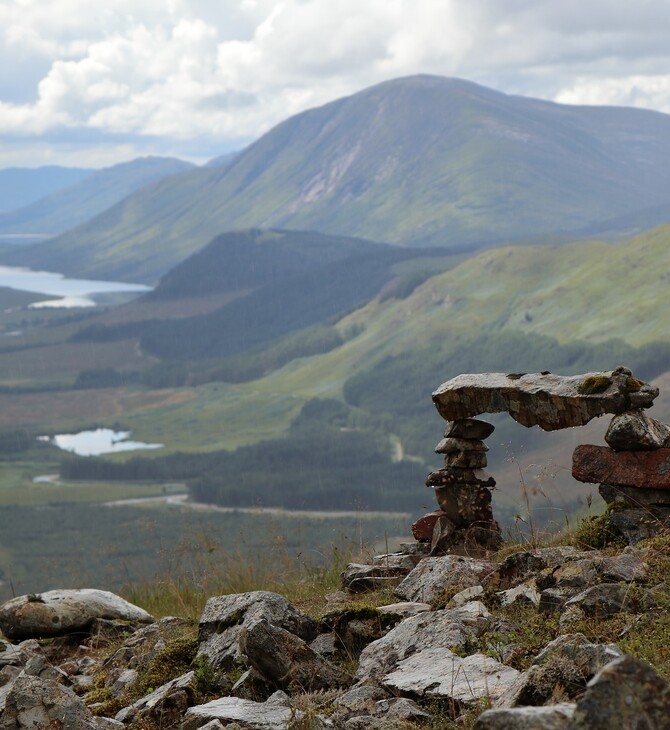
[0,157,195,237]
[0,166,91,215]
[6,74,670,282]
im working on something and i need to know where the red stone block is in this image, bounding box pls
[411,510,448,541]
[572,444,670,489]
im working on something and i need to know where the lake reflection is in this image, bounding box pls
[0,265,150,308]
[39,428,163,456]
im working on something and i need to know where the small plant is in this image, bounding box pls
[577,375,611,395]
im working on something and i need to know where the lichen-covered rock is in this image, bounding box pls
[432,370,657,430]
[569,655,670,730]
[411,510,448,541]
[0,675,99,729]
[381,648,520,704]
[572,444,670,488]
[355,602,490,682]
[605,410,670,451]
[0,590,153,641]
[105,616,191,670]
[240,618,352,691]
[197,591,317,670]
[563,583,645,618]
[394,555,496,603]
[182,691,307,730]
[474,704,576,730]
[115,671,196,724]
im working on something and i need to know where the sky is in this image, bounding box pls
[2,0,670,168]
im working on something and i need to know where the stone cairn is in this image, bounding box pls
[416,417,503,556]
[573,409,670,543]
[411,367,663,555]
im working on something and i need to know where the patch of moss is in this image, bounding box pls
[625,376,644,392]
[137,635,198,696]
[577,375,612,395]
[571,513,625,550]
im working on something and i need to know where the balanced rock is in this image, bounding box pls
[433,484,494,526]
[435,437,488,454]
[605,410,670,451]
[572,445,670,488]
[0,590,153,641]
[445,450,488,468]
[425,468,496,488]
[445,418,495,440]
[432,369,658,431]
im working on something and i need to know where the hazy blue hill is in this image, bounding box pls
[0,156,195,237]
[0,166,91,215]
[8,75,670,283]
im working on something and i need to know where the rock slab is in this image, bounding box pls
[432,370,657,431]
[572,445,670,488]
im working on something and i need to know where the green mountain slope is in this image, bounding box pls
[0,166,91,215]
[0,157,194,237]
[9,75,670,283]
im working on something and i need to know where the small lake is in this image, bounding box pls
[0,265,150,308]
[39,429,163,456]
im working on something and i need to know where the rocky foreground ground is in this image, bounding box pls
[0,527,668,730]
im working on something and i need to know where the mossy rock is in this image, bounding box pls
[577,375,612,395]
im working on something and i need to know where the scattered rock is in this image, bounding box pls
[563,583,636,618]
[569,655,670,730]
[197,591,316,670]
[0,590,153,641]
[382,648,520,704]
[115,671,196,724]
[341,563,409,593]
[497,583,541,608]
[448,585,485,607]
[355,602,490,682]
[182,690,307,730]
[431,370,657,430]
[605,410,670,451]
[105,616,190,670]
[376,602,431,618]
[240,618,352,692]
[394,555,496,603]
[0,674,99,729]
[474,703,576,729]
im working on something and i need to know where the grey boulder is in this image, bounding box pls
[0,590,153,640]
[394,555,495,603]
[197,591,317,670]
[474,703,576,730]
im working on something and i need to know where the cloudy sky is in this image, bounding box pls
[2,0,670,168]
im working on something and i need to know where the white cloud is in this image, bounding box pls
[1,0,670,166]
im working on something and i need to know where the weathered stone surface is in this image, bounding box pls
[376,602,431,618]
[333,685,389,714]
[0,640,41,669]
[355,602,490,682]
[498,583,541,608]
[448,585,485,607]
[432,370,658,430]
[445,450,488,468]
[341,563,408,593]
[382,648,520,704]
[573,444,670,488]
[426,467,496,488]
[182,691,306,730]
[105,616,190,670]
[435,437,488,454]
[398,541,431,556]
[371,552,419,570]
[474,704,575,730]
[563,583,637,618]
[411,510,447,541]
[0,675,98,729]
[197,591,316,670]
[599,482,670,509]
[433,484,494,526]
[605,410,670,451]
[115,671,195,724]
[445,418,496,440]
[0,590,153,641]
[569,655,670,730]
[394,555,496,603]
[539,587,580,615]
[609,507,670,545]
[240,618,352,692]
[309,632,339,658]
[430,517,503,556]
[599,552,648,583]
